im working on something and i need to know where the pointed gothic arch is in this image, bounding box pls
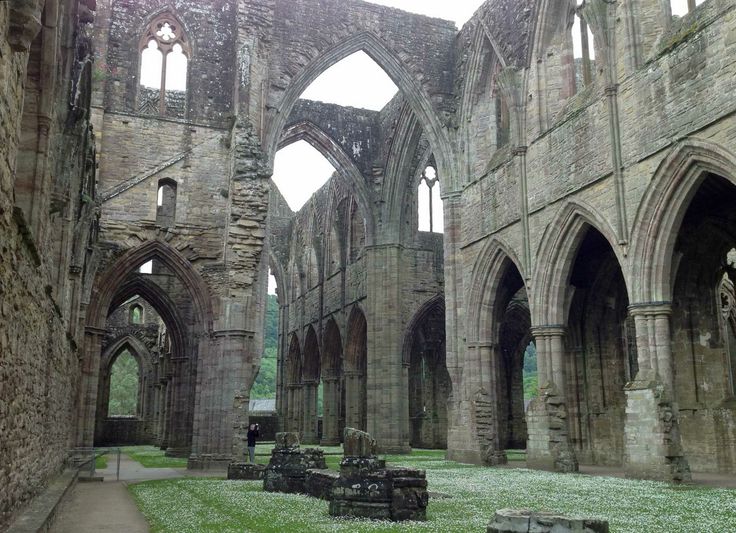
[264,31,454,185]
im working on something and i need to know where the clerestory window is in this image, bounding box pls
[139,15,190,116]
[417,166,444,234]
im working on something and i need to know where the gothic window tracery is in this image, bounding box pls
[571,2,595,94]
[719,251,736,396]
[139,14,190,116]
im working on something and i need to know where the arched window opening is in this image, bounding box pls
[418,166,444,234]
[138,15,190,116]
[328,226,342,275]
[273,140,336,211]
[671,0,706,17]
[290,264,301,301]
[108,350,140,417]
[156,179,177,228]
[129,304,144,324]
[571,8,595,93]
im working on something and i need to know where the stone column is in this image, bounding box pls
[623,303,691,481]
[76,327,106,447]
[527,326,578,473]
[321,376,340,445]
[365,244,410,453]
[344,370,365,431]
[166,358,192,457]
[301,380,319,444]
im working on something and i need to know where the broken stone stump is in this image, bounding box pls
[343,427,377,457]
[263,432,327,494]
[305,468,339,500]
[227,462,266,480]
[487,509,609,533]
[329,428,428,521]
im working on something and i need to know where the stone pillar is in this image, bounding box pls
[166,358,191,457]
[527,326,578,473]
[301,380,319,444]
[344,370,365,431]
[365,244,410,453]
[623,304,691,482]
[321,376,340,445]
[76,327,106,447]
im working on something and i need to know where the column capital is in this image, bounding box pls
[628,302,672,317]
[531,325,566,338]
[344,370,363,378]
[467,339,498,349]
[84,326,107,337]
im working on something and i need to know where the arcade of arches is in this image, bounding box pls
[2,0,736,527]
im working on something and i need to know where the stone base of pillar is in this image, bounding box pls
[165,447,190,458]
[623,372,691,483]
[446,448,480,465]
[377,443,412,455]
[187,454,232,470]
[526,385,578,473]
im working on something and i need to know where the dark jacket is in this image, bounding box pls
[247,427,259,447]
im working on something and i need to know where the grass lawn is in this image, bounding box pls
[128,450,736,532]
[95,454,108,470]
[122,446,189,468]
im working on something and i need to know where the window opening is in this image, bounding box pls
[108,350,140,417]
[156,179,177,227]
[139,15,190,115]
[671,0,706,17]
[139,260,154,274]
[130,304,144,324]
[273,141,336,211]
[571,7,595,93]
[418,167,444,233]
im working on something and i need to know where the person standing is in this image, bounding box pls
[247,423,260,463]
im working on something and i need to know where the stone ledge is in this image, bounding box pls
[227,463,266,480]
[7,469,78,533]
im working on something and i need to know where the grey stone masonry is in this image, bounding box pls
[263,432,327,494]
[227,463,266,480]
[487,509,609,533]
[329,429,429,521]
[304,469,339,500]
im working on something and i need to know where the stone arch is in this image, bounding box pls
[630,138,736,303]
[95,334,154,445]
[87,240,214,332]
[265,31,453,183]
[533,201,626,326]
[404,296,449,449]
[280,121,375,243]
[285,333,303,433]
[301,325,321,443]
[466,237,528,344]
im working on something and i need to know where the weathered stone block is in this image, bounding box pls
[343,427,377,457]
[487,509,609,533]
[305,468,339,500]
[263,445,327,494]
[227,462,266,480]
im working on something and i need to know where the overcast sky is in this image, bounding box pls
[268,0,697,293]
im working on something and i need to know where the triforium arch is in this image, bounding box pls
[279,120,375,243]
[530,201,633,471]
[264,31,455,186]
[403,296,450,449]
[344,305,368,432]
[628,138,736,476]
[321,317,344,445]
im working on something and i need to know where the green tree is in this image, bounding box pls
[523,342,538,401]
[108,350,139,416]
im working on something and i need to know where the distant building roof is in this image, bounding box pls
[249,399,276,413]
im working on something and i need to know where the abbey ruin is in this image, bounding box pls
[2,0,736,528]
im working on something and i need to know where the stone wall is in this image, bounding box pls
[0,0,98,528]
